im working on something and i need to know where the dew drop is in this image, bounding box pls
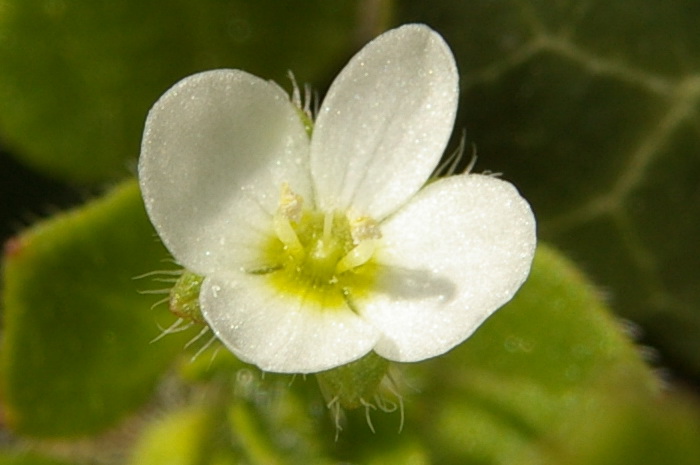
[211,285,221,297]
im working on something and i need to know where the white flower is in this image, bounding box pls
[139,24,536,374]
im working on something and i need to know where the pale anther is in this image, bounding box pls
[336,239,378,274]
[279,183,304,223]
[349,215,382,244]
[273,214,303,255]
[274,183,305,254]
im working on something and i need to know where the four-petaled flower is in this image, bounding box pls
[139,24,536,374]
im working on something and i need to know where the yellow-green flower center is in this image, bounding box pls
[252,187,380,310]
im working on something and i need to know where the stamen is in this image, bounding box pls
[341,288,360,314]
[349,215,382,244]
[336,239,377,274]
[323,210,334,244]
[279,183,303,223]
[273,214,303,255]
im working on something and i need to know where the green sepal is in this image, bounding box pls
[169,270,205,325]
[315,351,390,410]
[295,106,314,137]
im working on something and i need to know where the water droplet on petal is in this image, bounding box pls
[211,285,221,297]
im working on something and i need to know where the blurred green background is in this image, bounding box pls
[1,0,699,463]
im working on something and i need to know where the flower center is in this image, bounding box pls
[252,185,381,310]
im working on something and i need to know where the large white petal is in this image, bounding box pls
[310,24,459,220]
[200,274,380,373]
[360,174,536,362]
[139,70,311,276]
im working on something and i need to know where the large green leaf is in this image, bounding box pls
[128,366,338,465]
[1,180,188,437]
[0,453,78,465]
[0,0,370,184]
[398,0,700,381]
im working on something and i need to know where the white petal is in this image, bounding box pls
[310,24,459,220]
[139,70,311,275]
[200,274,380,373]
[360,174,536,362]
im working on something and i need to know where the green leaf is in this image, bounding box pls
[126,405,225,465]
[398,0,700,381]
[362,440,430,465]
[538,389,700,465]
[0,0,378,184]
[0,452,78,465]
[316,351,390,410]
[128,378,338,465]
[1,180,188,437]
